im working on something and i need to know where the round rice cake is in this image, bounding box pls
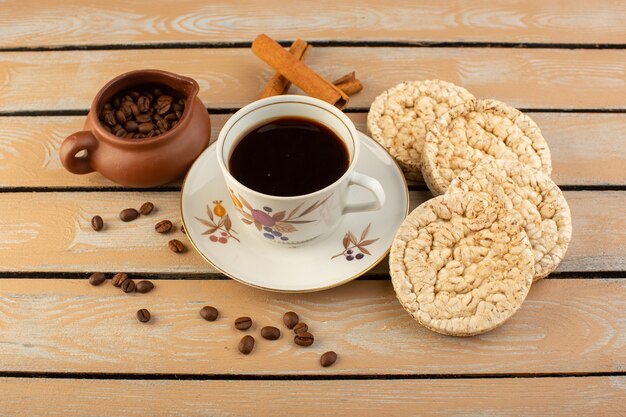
[367,80,475,181]
[449,158,571,280]
[421,98,552,195]
[390,190,534,336]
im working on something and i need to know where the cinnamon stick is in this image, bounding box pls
[252,34,349,109]
[332,71,363,96]
[259,39,311,98]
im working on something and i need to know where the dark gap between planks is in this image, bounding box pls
[0,272,623,280]
[0,185,624,193]
[3,108,626,118]
[2,40,626,52]
[0,370,623,381]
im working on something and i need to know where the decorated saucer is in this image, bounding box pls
[180,132,409,292]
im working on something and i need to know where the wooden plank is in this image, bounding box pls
[0,279,623,375]
[1,113,625,188]
[2,1,626,47]
[1,377,625,416]
[0,191,621,273]
[1,48,626,112]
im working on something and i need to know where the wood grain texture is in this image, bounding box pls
[1,48,626,112]
[1,377,625,416]
[1,113,625,188]
[2,0,626,47]
[0,191,622,273]
[0,279,624,375]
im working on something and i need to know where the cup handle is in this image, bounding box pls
[342,172,386,214]
[59,131,98,174]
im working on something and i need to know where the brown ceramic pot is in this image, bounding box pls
[60,69,211,187]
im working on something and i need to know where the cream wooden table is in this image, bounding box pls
[1,2,625,416]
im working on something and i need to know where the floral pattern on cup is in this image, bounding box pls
[195,200,240,244]
[332,223,378,261]
[229,188,332,241]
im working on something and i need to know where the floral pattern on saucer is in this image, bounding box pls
[195,200,240,244]
[332,223,379,261]
[228,188,332,242]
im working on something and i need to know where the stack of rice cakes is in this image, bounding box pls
[368,81,572,336]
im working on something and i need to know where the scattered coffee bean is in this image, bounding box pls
[168,239,185,253]
[320,351,337,367]
[120,208,139,222]
[139,202,154,215]
[88,272,106,286]
[121,278,136,293]
[293,322,308,334]
[294,332,314,347]
[136,308,151,323]
[283,311,299,329]
[155,220,173,233]
[234,316,252,330]
[199,306,219,321]
[135,280,154,293]
[180,225,186,234]
[111,272,128,287]
[261,326,281,340]
[91,215,104,231]
[238,335,255,355]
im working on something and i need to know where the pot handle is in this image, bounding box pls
[59,131,98,175]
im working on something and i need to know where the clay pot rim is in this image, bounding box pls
[90,69,200,147]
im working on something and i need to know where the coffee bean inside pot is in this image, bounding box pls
[91,215,104,231]
[99,84,185,140]
[238,335,255,355]
[234,316,252,330]
[261,326,281,340]
[283,311,299,329]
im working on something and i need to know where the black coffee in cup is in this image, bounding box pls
[228,117,349,197]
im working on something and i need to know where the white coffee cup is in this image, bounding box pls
[216,95,385,245]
